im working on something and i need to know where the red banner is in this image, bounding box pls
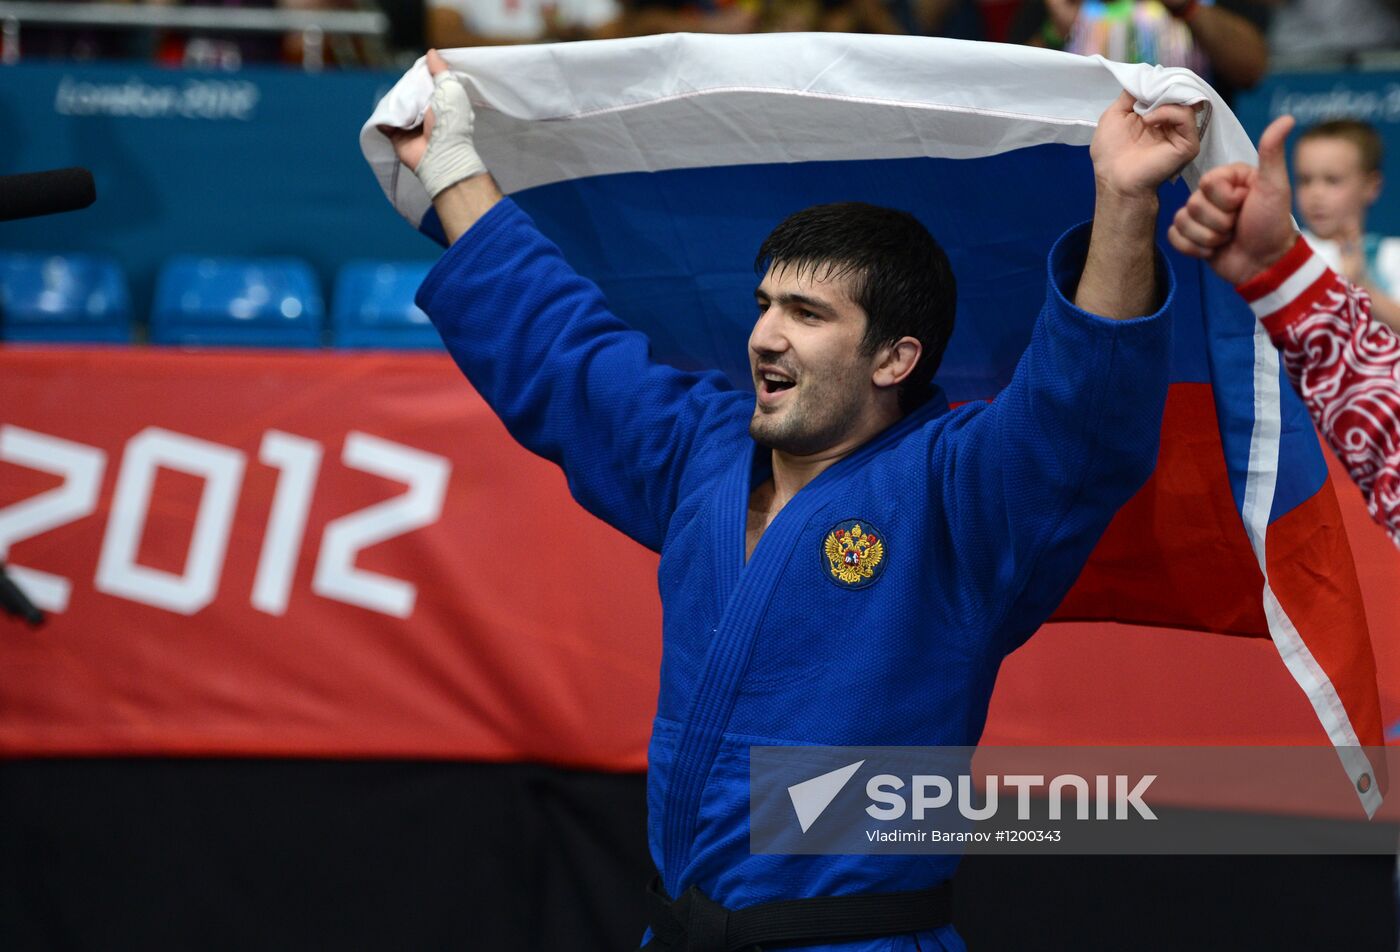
[2,348,1396,769]
[0,347,661,768]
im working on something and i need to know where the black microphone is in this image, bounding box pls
[0,561,45,628]
[0,168,96,223]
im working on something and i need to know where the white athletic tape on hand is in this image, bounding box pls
[417,71,488,200]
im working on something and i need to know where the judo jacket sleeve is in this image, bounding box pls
[415,199,745,552]
[929,222,1174,652]
[1240,235,1400,550]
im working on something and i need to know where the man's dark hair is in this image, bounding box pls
[754,202,956,414]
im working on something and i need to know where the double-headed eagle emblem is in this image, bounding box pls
[822,521,886,587]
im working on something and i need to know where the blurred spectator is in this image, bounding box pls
[767,0,911,32]
[18,0,146,61]
[816,0,911,32]
[151,0,384,69]
[1263,0,1400,62]
[1011,0,1270,101]
[278,0,382,67]
[910,0,1020,40]
[427,0,619,45]
[377,0,427,56]
[1294,118,1400,332]
[767,0,907,30]
[151,0,289,69]
[603,0,758,37]
[8,0,389,67]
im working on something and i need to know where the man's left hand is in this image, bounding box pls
[1074,91,1201,319]
[1090,91,1202,201]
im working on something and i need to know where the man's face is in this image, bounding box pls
[1294,137,1381,241]
[748,261,881,457]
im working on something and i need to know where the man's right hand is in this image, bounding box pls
[379,49,488,198]
[1167,115,1299,286]
[379,49,502,245]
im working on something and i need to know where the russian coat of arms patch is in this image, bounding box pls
[821,520,887,588]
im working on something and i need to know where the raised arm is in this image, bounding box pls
[1077,91,1201,319]
[936,93,1195,649]
[380,51,743,550]
[1168,116,1400,547]
[1163,0,1270,91]
[379,49,501,245]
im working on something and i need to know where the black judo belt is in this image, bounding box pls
[640,875,952,952]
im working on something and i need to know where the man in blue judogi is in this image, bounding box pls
[383,49,1199,952]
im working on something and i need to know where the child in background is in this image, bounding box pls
[1294,118,1400,333]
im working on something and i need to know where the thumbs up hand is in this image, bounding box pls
[1168,116,1301,286]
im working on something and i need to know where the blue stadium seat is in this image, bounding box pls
[152,256,323,348]
[331,261,440,350]
[0,252,132,343]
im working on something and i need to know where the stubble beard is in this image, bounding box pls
[749,378,863,457]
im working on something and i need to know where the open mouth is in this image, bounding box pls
[759,367,796,397]
[762,374,795,395]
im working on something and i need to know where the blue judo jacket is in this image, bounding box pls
[417,198,1172,952]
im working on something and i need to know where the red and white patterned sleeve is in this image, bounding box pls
[1237,235,1400,548]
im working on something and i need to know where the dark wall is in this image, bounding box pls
[957,853,1397,951]
[1,760,1395,951]
[0,760,652,951]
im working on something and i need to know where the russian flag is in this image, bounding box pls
[363,34,1384,813]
